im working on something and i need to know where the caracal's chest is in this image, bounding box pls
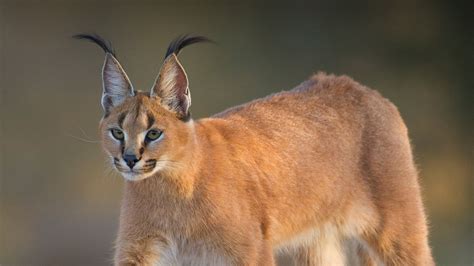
[155,236,233,266]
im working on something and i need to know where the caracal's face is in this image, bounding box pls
[79,35,197,181]
[100,93,188,181]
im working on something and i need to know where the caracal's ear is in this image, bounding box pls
[151,35,212,120]
[73,33,134,114]
[101,53,134,112]
[151,54,190,120]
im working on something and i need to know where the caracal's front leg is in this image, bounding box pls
[114,235,165,266]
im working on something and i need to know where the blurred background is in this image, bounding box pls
[0,0,471,265]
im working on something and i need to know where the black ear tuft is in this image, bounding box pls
[165,34,213,59]
[73,33,117,57]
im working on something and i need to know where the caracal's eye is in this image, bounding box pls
[111,128,124,140]
[146,130,162,141]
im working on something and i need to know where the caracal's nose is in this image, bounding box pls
[123,153,140,169]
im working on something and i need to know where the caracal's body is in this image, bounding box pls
[115,74,433,265]
[76,34,433,265]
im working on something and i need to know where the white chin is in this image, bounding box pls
[121,172,152,182]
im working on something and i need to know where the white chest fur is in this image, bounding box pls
[154,237,232,266]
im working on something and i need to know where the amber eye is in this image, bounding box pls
[111,128,124,140]
[146,130,162,141]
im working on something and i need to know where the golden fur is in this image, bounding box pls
[99,72,433,265]
[78,31,432,266]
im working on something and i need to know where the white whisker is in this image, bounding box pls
[65,133,101,143]
[65,124,101,143]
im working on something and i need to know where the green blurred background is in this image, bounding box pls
[0,0,471,265]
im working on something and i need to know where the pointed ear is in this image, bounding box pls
[151,54,191,120]
[101,53,134,113]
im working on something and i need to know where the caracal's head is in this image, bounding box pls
[75,34,210,181]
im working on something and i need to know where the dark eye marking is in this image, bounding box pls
[147,112,155,129]
[118,112,126,128]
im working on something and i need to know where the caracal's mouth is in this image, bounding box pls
[113,158,158,181]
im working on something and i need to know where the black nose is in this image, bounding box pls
[123,153,140,169]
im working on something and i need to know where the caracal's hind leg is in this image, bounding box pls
[361,215,434,266]
[359,171,434,265]
[360,100,434,265]
[360,168,434,265]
